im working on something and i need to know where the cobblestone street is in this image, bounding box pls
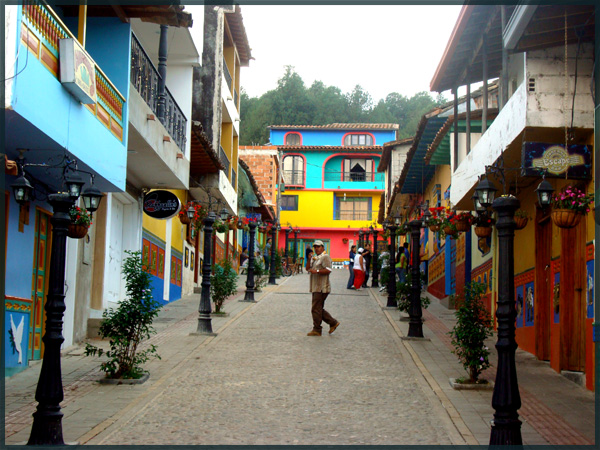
[93,271,460,445]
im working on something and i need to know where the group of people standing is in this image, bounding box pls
[346,242,411,290]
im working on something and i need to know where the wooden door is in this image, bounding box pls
[534,210,552,361]
[30,209,52,360]
[560,218,586,371]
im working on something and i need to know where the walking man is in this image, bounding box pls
[306,240,340,336]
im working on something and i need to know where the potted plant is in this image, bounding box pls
[180,202,208,227]
[228,216,238,230]
[514,209,530,230]
[454,211,475,232]
[396,223,410,236]
[68,205,91,239]
[448,281,493,387]
[427,206,445,232]
[210,259,238,314]
[396,272,430,317]
[85,251,161,382]
[213,218,229,233]
[253,259,268,291]
[342,237,349,244]
[474,215,495,238]
[550,185,594,229]
[441,211,458,239]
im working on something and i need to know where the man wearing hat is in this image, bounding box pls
[305,240,340,336]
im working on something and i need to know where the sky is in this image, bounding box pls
[239,4,463,102]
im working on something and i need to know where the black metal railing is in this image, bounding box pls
[234,88,239,109]
[223,57,232,93]
[283,170,304,186]
[231,168,237,190]
[131,33,187,150]
[219,146,230,175]
[334,211,373,221]
[324,171,384,182]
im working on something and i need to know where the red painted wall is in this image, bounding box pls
[277,229,384,260]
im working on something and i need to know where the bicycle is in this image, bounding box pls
[281,259,292,277]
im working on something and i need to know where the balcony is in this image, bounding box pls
[323,171,384,190]
[131,33,187,150]
[283,170,304,186]
[223,57,233,93]
[324,171,384,182]
[334,211,373,221]
[219,145,230,175]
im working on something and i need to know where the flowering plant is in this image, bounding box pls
[426,206,446,228]
[179,202,207,225]
[451,211,476,225]
[70,205,92,227]
[551,186,594,214]
[213,218,229,233]
[474,214,495,227]
[514,209,530,219]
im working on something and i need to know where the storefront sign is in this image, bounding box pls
[521,142,592,179]
[59,38,97,104]
[143,191,181,219]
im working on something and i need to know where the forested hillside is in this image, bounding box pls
[240,66,446,145]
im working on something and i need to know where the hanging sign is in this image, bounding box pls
[521,142,592,179]
[59,38,97,104]
[143,190,181,219]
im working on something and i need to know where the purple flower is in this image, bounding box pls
[480,357,485,361]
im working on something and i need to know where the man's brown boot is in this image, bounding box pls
[307,330,321,336]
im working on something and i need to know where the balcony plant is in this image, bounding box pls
[68,205,92,239]
[474,215,495,238]
[440,210,458,239]
[449,281,493,385]
[179,202,207,227]
[85,251,161,380]
[213,218,229,233]
[210,259,238,313]
[514,209,530,230]
[454,211,475,232]
[427,206,445,232]
[342,237,349,244]
[550,186,594,229]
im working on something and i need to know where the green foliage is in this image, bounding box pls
[449,281,493,383]
[396,272,430,313]
[211,259,238,313]
[85,251,161,379]
[240,67,445,145]
[253,258,268,291]
[274,249,283,277]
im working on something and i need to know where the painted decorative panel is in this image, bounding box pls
[524,282,534,326]
[516,285,524,328]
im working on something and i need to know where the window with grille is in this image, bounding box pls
[285,133,301,145]
[342,158,375,181]
[281,195,299,211]
[334,196,371,220]
[282,155,304,186]
[343,133,374,146]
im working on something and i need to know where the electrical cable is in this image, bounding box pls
[1,40,29,83]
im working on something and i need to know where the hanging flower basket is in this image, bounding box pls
[514,216,528,230]
[474,226,493,238]
[342,237,349,244]
[179,214,191,225]
[551,209,582,229]
[443,225,457,237]
[68,224,88,239]
[228,220,237,230]
[429,224,441,232]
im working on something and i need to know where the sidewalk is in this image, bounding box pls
[4,271,596,445]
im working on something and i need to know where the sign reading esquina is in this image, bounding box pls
[521,142,592,179]
[143,190,181,219]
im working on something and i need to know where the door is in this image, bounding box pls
[534,209,552,361]
[106,198,124,304]
[30,209,51,360]
[560,218,586,371]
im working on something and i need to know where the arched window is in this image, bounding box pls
[343,158,375,182]
[343,133,374,146]
[282,155,304,186]
[285,132,302,146]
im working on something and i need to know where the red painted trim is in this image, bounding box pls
[341,131,376,146]
[282,153,306,187]
[5,295,33,303]
[296,227,384,232]
[301,188,383,192]
[320,153,381,188]
[283,131,303,146]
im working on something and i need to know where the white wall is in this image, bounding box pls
[185,4,205,57]
[166,65,194,159]
[4,5,18,108]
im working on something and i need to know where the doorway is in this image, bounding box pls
[534,209,552,361]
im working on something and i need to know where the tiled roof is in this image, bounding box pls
[225,5,252,66]
[279,146,383,152]
[268,123,399,130]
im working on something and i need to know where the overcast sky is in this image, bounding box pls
[239,4,463,102]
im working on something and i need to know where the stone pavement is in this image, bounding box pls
[4,270,596,445]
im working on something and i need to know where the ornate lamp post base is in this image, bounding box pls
[241,221,258,302]
[386,224,397,308]
[407,220,425,338]
[195,213,215,335]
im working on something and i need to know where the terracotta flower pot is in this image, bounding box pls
[68,223,88,239]
[429,224,440,232]
[455,220,471,232]
[179,214,191,225]
[474,226,492,238]
[514,216,528,230]
[551,209,582,229]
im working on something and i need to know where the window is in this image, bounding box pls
[342,158,375,182]
[285,132,301,146]
[282,155,304,186]
[335,197,371,221]
[343,133,374,146]
[281,195,299,211]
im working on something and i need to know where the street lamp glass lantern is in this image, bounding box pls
[81,184,103,213]
[65,172,85,199]
[472,192,487,214]
[535,179,554,207]
[475,176,498,207]
[422,209,432,227]
[187,204,196,220]
[12,174,33,204]
[219,208,229,221]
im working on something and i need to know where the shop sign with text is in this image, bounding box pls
[143,191,181,219]
[521,142,592,179]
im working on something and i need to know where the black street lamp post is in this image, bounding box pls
[268,222,278,285]
[489,195,522,445]
[242,219,259,302]
[284,226,291,261]
[407,219,424,338]
[195,211,216,334]
[386,221,398,308]
[27,194,73,445]
[358,229,364,249]
[371,226,379,288]
[293,227,299,261]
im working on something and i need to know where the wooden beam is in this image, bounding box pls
[110,4,130,23]
[466,83,471,154]
[482,32,488,134]
[78,4,87,47]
